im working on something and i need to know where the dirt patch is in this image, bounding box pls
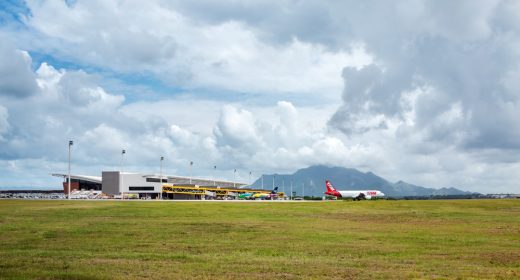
[481,251,520,266]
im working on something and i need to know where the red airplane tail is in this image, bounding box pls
[325,180,340,196]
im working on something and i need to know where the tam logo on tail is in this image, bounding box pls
[326,180,335,192]
[325,180,341,197]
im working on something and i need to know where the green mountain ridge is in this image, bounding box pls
[250,165,474,197]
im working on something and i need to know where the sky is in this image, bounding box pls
[0,0,519,193]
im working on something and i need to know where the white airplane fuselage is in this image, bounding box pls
[325,180,385,200]
[337,190,385,199]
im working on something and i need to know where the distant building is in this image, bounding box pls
[52,171,248,199]
[51,174,103,194]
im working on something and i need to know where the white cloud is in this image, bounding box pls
[214,105,263,150]
[0,106,9,141]
[20,0,371,99]
[0,37,38,98]
[1,1,519,194]
[210,102,353,174]
[0,44,342,183]
[81,124,127,156]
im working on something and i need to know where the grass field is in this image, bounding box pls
[0,199,518,279]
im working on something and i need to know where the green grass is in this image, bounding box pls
[0,200,518,279]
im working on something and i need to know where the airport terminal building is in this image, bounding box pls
[52,172,274,200]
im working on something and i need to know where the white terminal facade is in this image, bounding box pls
[52,171,248,199]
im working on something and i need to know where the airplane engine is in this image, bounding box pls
[365,195,372,200]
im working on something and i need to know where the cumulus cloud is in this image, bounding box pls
[0,106,9,141]
[81,124,127,156]
[0,39,38,98]
[210,102,355,173]
[0,50,187,175]
[214,105,264,151]
[1,1,520,193]
[19,0,370,99]
[174,0,520,192]
[327,1,520,154]
[57,70,124,110]
[1,45,340,184]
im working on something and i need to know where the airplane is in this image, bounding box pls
[324,180,385,200]
[238,192,254,200]
[251,187,279,200]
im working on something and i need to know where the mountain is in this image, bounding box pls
[249,165,473,197]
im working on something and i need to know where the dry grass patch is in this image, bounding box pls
[0,199,518,279]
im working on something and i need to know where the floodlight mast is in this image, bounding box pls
[160,156,164,200]
[233,169,236,188]
[213,165,216,186]
[189,161,193,184]
[120,149,126,172]
[68,140,73,200]
[121,149,125,200]
[290,180,293,200]
[282,179,285,199]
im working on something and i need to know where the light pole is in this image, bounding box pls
[233,169,236,188]
[302,182,305,200]
[160,156,164,200]
[121,149,125,199]
[68,140,73,200]
[120,149,126,172]
[290,180,293,201]
[282,179,285,200]
[189,161,193,184]
[213,165,217,186]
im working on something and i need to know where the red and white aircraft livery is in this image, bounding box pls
[325,180,385,200]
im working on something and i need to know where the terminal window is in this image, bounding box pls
[129,186,155,191]
[145,178,167,183]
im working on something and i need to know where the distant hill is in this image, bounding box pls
[249,165,474,197]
